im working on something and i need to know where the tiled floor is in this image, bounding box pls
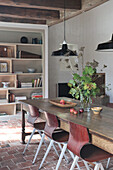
[0,114,113,170]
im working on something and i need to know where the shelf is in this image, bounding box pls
[17,87,42,90]
[0,72,42,74]
[12,60,42,73]
[15,73,43,75]
[0,103,16,115]
[0,26,47,115]
[0,42,43,46]
[0,74,16,88]
[0,87,42,90]
[0,58,43,61]
[12,58,43,61]
[0,102,19,105]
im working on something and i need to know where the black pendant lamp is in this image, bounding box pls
[51,0,77,56]
[96,34,113,52]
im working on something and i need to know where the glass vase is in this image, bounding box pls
[80,94,91,112]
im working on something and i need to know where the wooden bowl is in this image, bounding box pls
[91,107,102,115]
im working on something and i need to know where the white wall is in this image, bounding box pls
[49,0,113,102]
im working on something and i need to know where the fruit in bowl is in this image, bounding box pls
[73,110,78,115]
[60,99,65,105]
[70,108,78,115]
[79,108,84,113]
[70,108,75,113]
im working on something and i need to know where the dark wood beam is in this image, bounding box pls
[0,15,46,24]
[0,5,60,20]
[0,0,81,10]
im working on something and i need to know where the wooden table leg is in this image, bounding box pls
[22,109,26,144]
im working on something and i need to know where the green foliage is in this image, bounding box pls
[68,63,100,102]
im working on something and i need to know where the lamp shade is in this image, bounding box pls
[52,41,77,56]
[96,34,113,52]
[51,0,77,57]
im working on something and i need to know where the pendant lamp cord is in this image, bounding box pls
[64,0,66,42]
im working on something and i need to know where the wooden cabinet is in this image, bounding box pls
[0,24,48,115]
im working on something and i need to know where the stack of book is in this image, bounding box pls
[15,96,27,102]
[21,82,32,88]
[31,93,43,99]
[0,99,8,103]
[34,77,42,87]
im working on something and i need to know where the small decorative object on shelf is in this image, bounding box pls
[9,93,15,103]
[2,82,10,88]
[21,51,42,59]
[27,68,36,73]
[39,39,42,44]
[32,38,38,44]
[20,36,28,43]
[17,80,21,88]
[16,50,21,58]
[0,62,8,72]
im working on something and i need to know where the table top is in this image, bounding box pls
[21,98,113,142]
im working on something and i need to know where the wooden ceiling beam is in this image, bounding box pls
[0,0,81,10]
[0,5,60,20]
[0,15,46,24]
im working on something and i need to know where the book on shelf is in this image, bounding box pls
[21,82,32,88]
[0,99,8,103]
[34,77,42,87]
[31,93,43,99]
[0,113,7,116]
[15,96,27,102]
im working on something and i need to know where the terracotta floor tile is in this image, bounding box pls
[0,167,9,170]
[0,114,112,169]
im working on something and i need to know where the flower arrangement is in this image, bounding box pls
[68,60,107,111]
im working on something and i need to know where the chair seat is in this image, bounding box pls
[52,130,69,142]
[80,144,112,162]
[34,122,46,130]
[44,129,69,142]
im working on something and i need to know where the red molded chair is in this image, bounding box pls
[37,112,69,169]
[58,122,113,170]
[23,105,46,155]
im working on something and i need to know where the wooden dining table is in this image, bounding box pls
[21,97,113,154]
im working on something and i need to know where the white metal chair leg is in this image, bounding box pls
[68,150,80,170]
[39,140,54,169]
[47,137,59,157]
[32,133,45,164]
[100,163,104,170]
[38,130,47,148]
[58,143,69,163]
[23,128,36,155]
[38,129,42,137]
[70,155,79,170]
[83,160,90,170]
[94,163,100,170]
[56,143,67,170]
[106,157,110,169]
[68,150,75,160]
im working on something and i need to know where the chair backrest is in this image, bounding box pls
[27,105,39,124]
[44,112,59,139]
[67,122,90,157]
